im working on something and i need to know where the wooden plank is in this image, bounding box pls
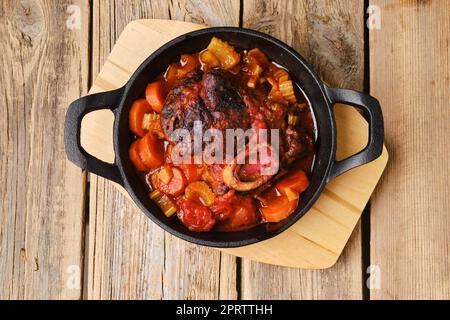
[240,0,365,299]
[87,0,239,300]
[0,0,89,299]
[369,0,450,299]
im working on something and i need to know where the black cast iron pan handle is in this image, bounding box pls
[64,88,124,185]
[325,86,384,181]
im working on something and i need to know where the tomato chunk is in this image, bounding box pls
[211,191,259,229]
[177,198,216,232]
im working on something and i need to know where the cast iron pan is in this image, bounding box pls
[64,27,384,248]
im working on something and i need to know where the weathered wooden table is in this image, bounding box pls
[1,0,448,300]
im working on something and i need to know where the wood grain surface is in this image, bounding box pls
[1,0,447,300]
[86,0,239,300]
[239,0,365,299]
[369,0,450,299]
[0,0,90,299]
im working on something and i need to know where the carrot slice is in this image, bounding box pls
[260,195,298,223]
[138,132,165,169]
[129,140,148,171]
[152,166,187,197]
[145,81,166,113]
[276,170,310,195]
[129,99,152,137]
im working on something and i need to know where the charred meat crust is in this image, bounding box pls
[161,69,251,143]
[161,73,212,142]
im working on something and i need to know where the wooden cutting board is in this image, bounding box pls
[80,19,388,269]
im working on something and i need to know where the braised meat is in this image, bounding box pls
[161,69,251,143]
[161,73,212,142]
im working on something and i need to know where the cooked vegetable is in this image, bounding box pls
[288,114,299,126]
[284,187,300,201]
[279,79,297,104]
[158,165,173,184]
[178,198,216,232]
[180,163,203,184]
[278,74,289,83]
[266,76,279,89]
[149,189,177,217]
[260,195,298,223]
[142,113,160,128]
[177,54,198,78]
[185,181,216,206]
[247,64,264,88]
[152,166,187,197]
[207,37,240,70]
[158,195,177,217]
[129,99,153,137]
[274,68,289,82]
[129,140,148,171]
[149,189,163,200]
[145,81,166,113]
[276,170,310,195]
[268,87,288,105]
[200,50,220,68]
[247,48,269,67]
[165,64,179,87]
[142,115,164,139]
[138,132,165,169]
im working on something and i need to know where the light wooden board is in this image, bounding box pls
[86,0,239,300]
[239,0,366,299]
[81,18,388,270]
[369,0,450,299]
[0,0,89,299]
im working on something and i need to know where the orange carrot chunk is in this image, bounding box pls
[145,80,166,113]
[260,195,298,223]
[276,170,310,195]
[129,99,152,137]
[138,132,165,169]
[129,140,149,171]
